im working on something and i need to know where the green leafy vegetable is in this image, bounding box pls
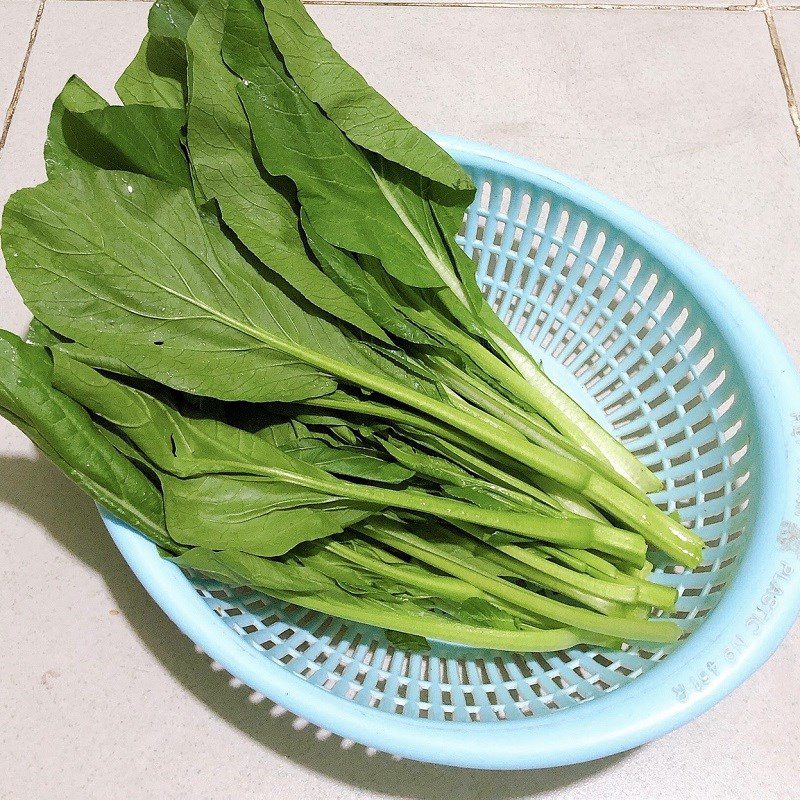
[258,0,471,191]
[4,168,374,402]
[186,0,389,341]
[0,333,172,550]
[115,0,200,107]
[224,0,465,294]
[0,0,703,653]
[56,103,191,187]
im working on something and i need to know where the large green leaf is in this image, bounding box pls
[51,353,378,555]
[161,473,372,554]
[173,545,327,593]
[44,76,108,176]
[301,213,435,345]
[223,0,462,294]
[115,0,201,108]
[149,0,203,39]
[55,103,191,187]
[116,34,187,109]
[28,318,148,379]
[259,0,472,192]
[0,332,171,549]
[52,351,349,484]
[2,168,389,403]
[185,0,388,342]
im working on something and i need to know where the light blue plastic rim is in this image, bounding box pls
[102,134,800,770]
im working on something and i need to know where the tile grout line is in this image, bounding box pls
[763,3,800,146]
[0,0,46,153]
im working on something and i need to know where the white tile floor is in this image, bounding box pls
[0,2,799,798]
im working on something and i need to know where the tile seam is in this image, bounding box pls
[0,0,46,153]
[763,6,800,146]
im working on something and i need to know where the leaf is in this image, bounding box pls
[185,0,388,342]
[170,545,247,586]
[172,546,331,594]
[222,0,454,292]
[29,317,147,378]
[298,544,388,596]
[44,76,108,177]
[58,104,191,188]
[148,0,203,40]
[406,429,562,512]
[254,418,302,445]
[379,437,541,514]
[116,34,188,109]
[176,546,411,611]
[384,629,430,652]
[323,425,360,446]
[3,168,387,403]
[54,351,412,486]
[441,485,521,511]
[115,0,201,108]
[301,213,436,345]
[51,353,379,555]
[259,0,472,192]
[52,351,319,478]
[161,473,372,555]
[250,412,411,479]
[26,318,64,347]
[0,331,171,550]
[381,438,474,488]
[298,387,490,457]
[279,438,414,484]
[438,597,521,631]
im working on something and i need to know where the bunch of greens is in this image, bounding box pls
[0,0,702,651]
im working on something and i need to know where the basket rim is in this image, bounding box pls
[102,134,800,770]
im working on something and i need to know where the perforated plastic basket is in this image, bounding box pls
[101,135,800,769]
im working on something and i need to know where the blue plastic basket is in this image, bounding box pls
[101,135,800,769]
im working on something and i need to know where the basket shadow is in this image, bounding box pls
[1,452,631,797]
